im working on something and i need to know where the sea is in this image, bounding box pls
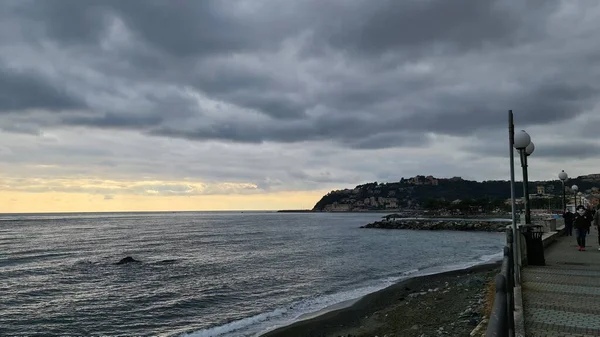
[0,212,506,337]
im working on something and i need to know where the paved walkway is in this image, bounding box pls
[523,227,600,336]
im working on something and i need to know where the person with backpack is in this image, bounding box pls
[574,205,591,251]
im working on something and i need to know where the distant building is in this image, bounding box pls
[425,175,439,185]
[407,175,438,185]
[537,185,545,195]
[324,203,352,212]
[409,177,423,185]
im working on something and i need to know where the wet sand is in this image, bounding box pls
[260,262,499,337]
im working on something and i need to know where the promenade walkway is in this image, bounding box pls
[523,228,600,336]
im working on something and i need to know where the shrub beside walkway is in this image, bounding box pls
[523,228,600,336]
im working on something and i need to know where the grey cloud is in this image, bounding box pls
[1,123,43,136]
[1,0,599,153]
[515,83,597,126]
[534,143,600,160]
[62,113,164,128]
[21,0,296,56]
[148,115,430,149]
[323,0,529,56]
[399,80,596,137]
[348,132,431,150]
[0,66,84,112]
[14,0,111,45]
[462,133,600,161]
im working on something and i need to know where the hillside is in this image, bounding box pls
[312,174,600,212]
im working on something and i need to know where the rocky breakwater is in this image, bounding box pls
[361,219,509,232]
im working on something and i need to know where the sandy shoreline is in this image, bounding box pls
[260,262,500,337]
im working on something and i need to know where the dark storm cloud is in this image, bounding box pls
[18,0,292,55]
[348,132,431,150]
[402,81,596,136]
[0,0,598,151]
[323,0,527,55]
[149,112,422,145]
[534,144,600,160]
[0,66,84,112]
[463,133,600,162]
[62,113,164,128]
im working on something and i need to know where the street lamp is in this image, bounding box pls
[558,170,568,212]
[572,185,579,208]
[514,130,533,224]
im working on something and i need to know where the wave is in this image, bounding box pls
[178,309,288,337]
[478,251,504,263]
[178,251,502,337]
[175,268,425,337]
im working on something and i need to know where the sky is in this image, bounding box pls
[2,0,600,213]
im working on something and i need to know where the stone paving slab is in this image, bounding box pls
[524,273,600,286]
[523,228,600,336]
[524,282,600,297]
[524,293,600,315]
[525,268,600,277]
[536,263,600,270]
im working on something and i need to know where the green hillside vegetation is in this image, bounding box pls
[312,174,600,212]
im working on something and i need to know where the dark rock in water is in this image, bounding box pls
[115,256,141,265]
[158,259,177,264]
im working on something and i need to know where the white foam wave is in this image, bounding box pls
[178,272,415,337]
[179,251,502,337]
[478,251,504,263]
[179,309,288,337]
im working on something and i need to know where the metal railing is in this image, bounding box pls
[486,230,515,337]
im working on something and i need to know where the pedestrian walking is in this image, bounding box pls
[594,206,600,251]
[563,209,574,236]
[575,205,591,251]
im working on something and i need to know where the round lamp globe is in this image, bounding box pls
[558,171,568,181]
[513,130,531,149]
[525,142,535,155]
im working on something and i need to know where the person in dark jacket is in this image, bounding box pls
[594,205,600,251]
[563,209,574,236]
[574,205,591,251]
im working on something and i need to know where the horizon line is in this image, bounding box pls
[0,209,311,215]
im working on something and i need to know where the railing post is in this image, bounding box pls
[505,245,515,337]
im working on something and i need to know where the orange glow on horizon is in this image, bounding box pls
[0,190,328,213]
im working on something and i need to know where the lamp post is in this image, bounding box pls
[572,185,579,209]
[514,130,533,224]
[558,170,568,212]
[507,111,520,285]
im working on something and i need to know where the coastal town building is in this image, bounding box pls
[536,185,545,195]
[408,175,439,185]
[323,202,352,212]
[425,175,439,185]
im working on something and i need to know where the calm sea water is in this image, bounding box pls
[0,212,505,336]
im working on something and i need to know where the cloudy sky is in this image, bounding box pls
[1,0,600,212]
